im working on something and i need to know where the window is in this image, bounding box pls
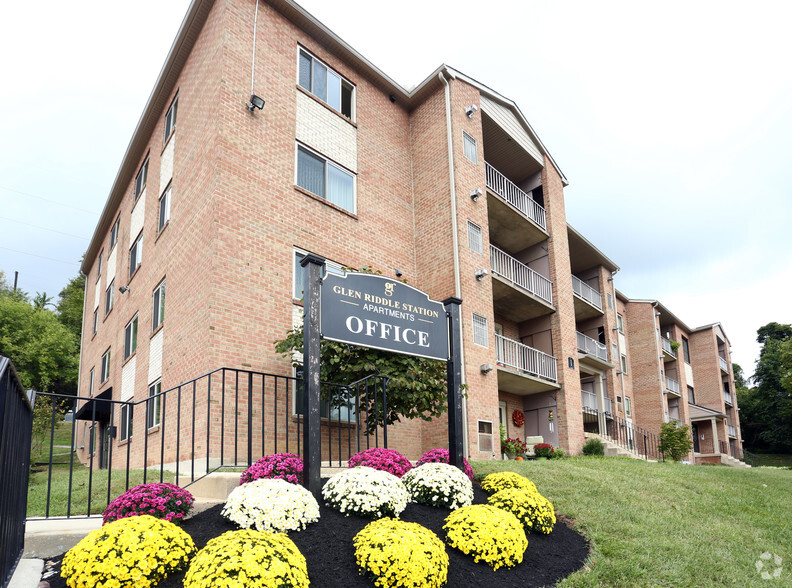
[120,404,133,441]
[620,354,628,373]
[97,251,103,281]
[463,131,478,163]
[100,349,111,382]
[109,217,120,250]
[467,221,483,254]
[105,280,114,316]
[617,314,624,334]
[92,308,98,335]
[472,314,488,347]
[147,380,162,428]
[478,421,493,453]
[682,336,691,363]
[89,368,94,397]
[134,157,149,200]
[124,315,138,360]
[164,95,178,143]
[688,386,695,404]
[152,280,166,330]
[129,233,143,278]
[158,184,171,232]
[298,48,354,118]
[606,292,613,309]
[293,250,345,299]
[625,396,632,417]
[296,145,355,213]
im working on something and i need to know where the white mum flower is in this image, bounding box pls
[322,466,409,518]
[221,478,319,532]
[401,463,473,509]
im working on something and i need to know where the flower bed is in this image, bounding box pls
[481,471,538,495]
[416,448,475,481]
[401,462,473,510]
[488,488,556,534]
[222,478,319,532]
[443,504,528,570]
[239,452,303,485]
[354,518,448,588]
[184,529,309,588]
[323,466,409,518]
[347,447,413,477]
[102,482,194,524]
[61,515,195,588]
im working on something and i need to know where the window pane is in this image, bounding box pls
[327,71,341,111]
[312,61,327,102]
[463,132,478,163]
[473,314,488,347]
[467,221,482,253]
[327,164,353,211]
[341,82,353,118]
[298,51,311,90]
[297,147,325,197]
[159,188,170,231]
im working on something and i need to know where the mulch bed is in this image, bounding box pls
[43,484,588,587]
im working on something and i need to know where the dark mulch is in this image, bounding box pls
[44,484,588,588]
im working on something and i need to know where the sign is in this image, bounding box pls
[321,272,448,361]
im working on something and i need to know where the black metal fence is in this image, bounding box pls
[1,357,33,588]
[29,367,388,519]
[583,406,665,461]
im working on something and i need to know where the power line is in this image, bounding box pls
[0,184,97,214]
[0,246,80,266]
[0,215,88,240]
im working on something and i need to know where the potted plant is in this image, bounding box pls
[501,437,528,459]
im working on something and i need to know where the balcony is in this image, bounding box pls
[719,356,729,373]
[581,390,597,412]
[728,424,737,438]
[723,390,733,405]
[495,334,559,395]
[571,275,603,320]
[661,337,677,361]
[604,397,613,414]
[485,162,548,251]
[490,245,554,322]
[576,331,609,368]
[665,376,681,397]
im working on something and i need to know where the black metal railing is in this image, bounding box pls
[1,357,34,588]
[741,449,759,467]
[29,367,389,519]
[583,406,664,461]
[719,440,729,455]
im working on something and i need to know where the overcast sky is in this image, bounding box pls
[1,0,790,376]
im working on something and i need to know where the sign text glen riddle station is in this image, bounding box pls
[320,273,449,361]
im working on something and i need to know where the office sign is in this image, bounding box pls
[321,272,448,361]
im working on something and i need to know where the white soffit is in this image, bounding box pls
[479,95,543,167]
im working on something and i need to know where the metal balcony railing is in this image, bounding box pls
[723,391,733,405]
[485,162,547,230]
[576,331,608,361]
[665,376,680,395]
[571,275,603,310]
[728,424,737,438]
[490,245,553,305]
[661,337,677,358]
[581,390,598,412]
[495,334,558,382]
[719,356,729,372]
[604,397,613,414]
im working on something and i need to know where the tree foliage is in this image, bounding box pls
[659,420,693,462]
[57,273,86,341]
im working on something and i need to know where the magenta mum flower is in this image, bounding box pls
[102,483,194,525]
[416,448,475,481]
[347,448,412,477]
[240,453,304,485]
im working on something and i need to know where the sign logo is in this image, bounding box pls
[321,272,448,361]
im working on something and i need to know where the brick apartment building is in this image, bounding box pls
[73,0,743,470]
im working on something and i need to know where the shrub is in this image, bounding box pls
[222,478,319,532]
[184,529,309,588]
[443,504,528,570]
[354,518,448,588]
[533,443,555,459]
[480,471,538,495]
[61,515,195,588]
[348,447,413,477]
[659,420,694,462]
[488,488,556,534]
[501,437,528,457]
[582,438,605,456]
[554,447,566,458]
[416,448,475,481]
[102,482,194,525]
[401,463,474,510]
[239,452,303,485]
[323,466,409,518]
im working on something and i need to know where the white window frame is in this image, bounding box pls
[129,232,143,278]
[297,47,355,119]
[467,221,483,254]
[124,315,138,360]
[134,157,148,200]
[293,249,345,300]
[147,380,162,429]
[478,420,494,453]
[92,308,98,335]
[152,279,166,331]
[625,396,632,417]
[109,216,120,251]
[620,354,628,374]
[89,368,94,397]
[617,314,624,334]
[120,404,133,442]
[96,250,103,282]
[463,131,478,164]
[158,184,171,232]
[105,280,114,316]
[164,95,178,144]
[100,349,111,383]
[295,143,356,214]
[472,313,488,347]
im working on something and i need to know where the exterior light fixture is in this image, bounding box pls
[395,269,403,277]
[480,364,494,374]
[470,188,482,201]
[465,104,478,118]
[474,269,489,281]
[119,286,129,294]
[247,94,265,112]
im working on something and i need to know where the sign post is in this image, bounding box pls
[301,254,324,499]
[443,297,464,469]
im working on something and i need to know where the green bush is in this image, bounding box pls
[554,447,566,458]
[582,438,605,456]
[659,421,694,462]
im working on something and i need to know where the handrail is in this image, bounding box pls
[571,275,603,310]
[576,331,608,361]
[665,376,680,395]
[661,337,677,358]
[485,162,547,230]
[490,245,553,304]
[495,334,558,382]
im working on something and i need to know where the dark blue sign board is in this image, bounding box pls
[320,273,448,361]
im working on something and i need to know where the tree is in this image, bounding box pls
[732,363,748,390]
[57,273,86,341]
[757,322,792,348]
[659,420,693,462]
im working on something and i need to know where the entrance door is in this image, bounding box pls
[692,424,700,453]
[524,407,559,447]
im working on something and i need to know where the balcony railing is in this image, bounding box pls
[604,397,613,414]
[719,356,729,372]
[490,245,553,305]
[485,162,547,230]
[576,331,608,362]
[665,376,680,395]
[571,275,603,310]
[581,390,597,412]
[661,337,677,358]
[495,334,558,383]
[728,424,737,438]
[723,391,733,405]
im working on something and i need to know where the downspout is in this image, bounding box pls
[439,70,469,458]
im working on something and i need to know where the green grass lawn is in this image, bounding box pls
[752,453,792,468]
[472,457,792,587]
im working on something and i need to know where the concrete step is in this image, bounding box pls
[586,432,647,461]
